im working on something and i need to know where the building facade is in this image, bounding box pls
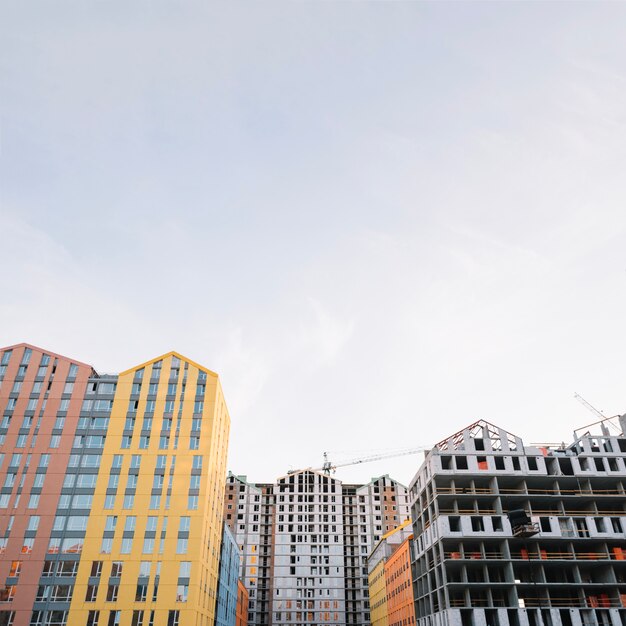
[0,343,231,626]
[409,419,626,626]
[216,524,240,626]
[368,560,388,626]
[384,529,414,626]
[236,579,249,626]
[367,521,414,626]
[224,470,410,626]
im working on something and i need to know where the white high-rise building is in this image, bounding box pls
[224,470,410,626]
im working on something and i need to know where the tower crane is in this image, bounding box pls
[573,393,621,437]
[308,447,431,475]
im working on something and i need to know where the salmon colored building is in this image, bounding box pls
[385,533,415,626]
[236,579,249,626]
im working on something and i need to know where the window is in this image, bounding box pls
[0,586,16,603]
[189,437,200,450]
[38,455,49,469]
[22,538,35,554]
[189,475,200,490]
[176,585,188,602]
[106,585,118,602]
[27,495,40,509]
[178,562,191,578]
[139,562,151,577]
[146,517,158,532]
[131,611,144,626]
[110,562,123,578]
[86,611,99,626]
[49,436,61,449]
[8,562,21,578]
[125,517,136,532]
[53,417,65,431]
[105,516,117,532]
[121,437,132,450]
[179,517,191,532]
[32,474,45,488]
[167,611,180,626]
[111,455,123,469]
[27,516,40,532]
[77,475,97,488]
[120,538,133,554]
[91,562,103,577]
[104,496,115,510]
[139,437,150,449]
[123,495,134,509]
[187,496,198,510]
[176,539,188,554]
[3,474,15,489]
[16,435,27,449]
[149,496,161,510]
[130,455,141,469]
[100,539,113,554]
[192,456,202,470]
[135,585,147,602]
[142,539,154,554]
[66,516,89,531]
[72,495,93,508]
[58,495,71,509]
[85,586,98,602]
[107,612,120,626]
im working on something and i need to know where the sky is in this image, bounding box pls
[1,1,626,486]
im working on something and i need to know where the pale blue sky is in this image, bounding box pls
[2,2,626,484]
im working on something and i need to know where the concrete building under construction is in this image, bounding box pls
[409,418,626,626]
[223,470,411,626]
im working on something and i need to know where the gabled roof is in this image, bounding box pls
[435,419,521,452]
[119,350,218,378]
[0,342,95,370]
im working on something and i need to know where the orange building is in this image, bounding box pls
[385,533,416,626]
[236,578,249,626]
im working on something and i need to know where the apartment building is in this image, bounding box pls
[224,474,267,624]
[0,343,231,626]
[409,419,626,626]
[216,524,239,626]
[224,470,410,626]
[236,580,249,626]
[367,521,414,626]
